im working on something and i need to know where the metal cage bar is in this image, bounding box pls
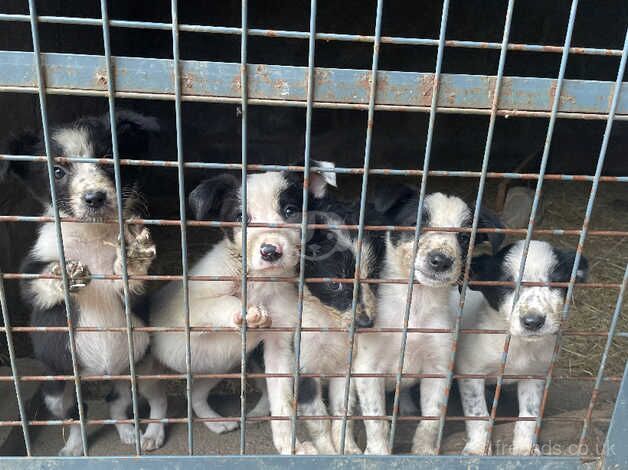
[239,0,250,455]
[388,0,450,450]
[290,0,318,454]
[99,0,143,454]
[484,0,580,451]
[337,0,384,454]
[25,0,89,456]
[532,25,628,450]
[169,0,195,455]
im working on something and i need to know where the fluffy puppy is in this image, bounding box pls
[149,163,335,455]
[8,111,166,455]
[295,200,385,454]
[352,186,504,455]
[455,240,588,455]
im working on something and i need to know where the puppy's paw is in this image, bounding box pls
[511,441,541,456]
[411,439,438,455]
[141,425,165,451]
[204,419,239,434]
[462,440,492,455]
[119,226,156,276]
[295,441,318,455]
[117,424,138,445]
[52,260,91,292]
[58,442,83,456]
[233,305,272,328]
[364,443,391,455]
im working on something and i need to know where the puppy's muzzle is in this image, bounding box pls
[260,243,282,262]
[427,250,454,273]
[83,190,107,209]
[520,313,546,331]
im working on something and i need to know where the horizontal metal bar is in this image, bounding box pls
[0,12,623,58]
[1,272,620,288]
[0,455,596,469]
[1,155,628,182]
[0,325,620,336]
[0,51,627,116]
[0,215,626,239]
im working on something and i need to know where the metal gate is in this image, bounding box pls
[0,0,626,468]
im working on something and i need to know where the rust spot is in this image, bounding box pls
[181,73,194,89]
[358,72,372,94]
[549,81,557,103]
[420,75,434,103]
[447,92,456,105]
[510,43,526,51]
[95,71,108,87]
[232,76,242,91]
[265,30,278,38]
[572,47,585,54]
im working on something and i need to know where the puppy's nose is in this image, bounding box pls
[83,191,107,208]
[356,312,373,328]
[427,251,453,272]
[260,243,282,262]
[521,314,546,331]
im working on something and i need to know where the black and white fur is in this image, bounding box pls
[455,240,588,455]
[149,163,335,455]
[295,199,385,454]
[8,111,166,455]
[352,186,504,454]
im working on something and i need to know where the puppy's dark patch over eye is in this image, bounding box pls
[235,212,251,223]
[283,204,299,219]
[53,166,66,180]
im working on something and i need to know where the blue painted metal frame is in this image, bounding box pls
[0,52,627,118]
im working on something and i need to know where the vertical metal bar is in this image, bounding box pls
[387,0,450,450]
[26,0,89,456]
[170,0,194,455]
[290,0,317,454]
[432,0,516,454]
[99,0,142,454]
[536,26,628,449]
[338,0,384,454]
[239,0,250,455]
[580,263,628,447]
[602,361,628,469]
[0,271,32,455]
[485,0,580,449]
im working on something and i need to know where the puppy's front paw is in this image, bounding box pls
[233,305,272,328]
[52,260,91,292]
[295,441,318,455]
[411,438,438,455]
[511,441,541,456]
[116,226,156,276]
[462,439,492,455]
[364,443,391,455]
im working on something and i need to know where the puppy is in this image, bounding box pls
[455,240,588,455]
[8,111,166,455]
[150,163,335,455]
[352,186,503,454]
[295,200,384,454]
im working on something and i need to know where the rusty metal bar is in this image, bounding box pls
[338,0,383,453]
[485,0,580,453]
[26,0,89,455]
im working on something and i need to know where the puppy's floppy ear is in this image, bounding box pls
[189,174,239,221]
[475,207,505,254]
[105,110,160,157]
[468,254,494,291]
[302,160,337,198]
[374,184,418,224]
[3,130,41,181]
[555,249,589,283]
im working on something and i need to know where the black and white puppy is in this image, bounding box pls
[352,186,503,455]
[296,199,385,454]
[8,111,166,455]
[455,240,588,455]
[150,162,335,455]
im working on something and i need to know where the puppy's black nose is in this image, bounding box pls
[356,313,373,328]
[427,251,453,272]
[260,243,282,262]
[83,191,107,208]
[521,314,546,331]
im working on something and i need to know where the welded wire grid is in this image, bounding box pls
[0,0,624,462]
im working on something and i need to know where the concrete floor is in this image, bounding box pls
[5,378,616,458]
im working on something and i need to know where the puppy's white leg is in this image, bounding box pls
[43,382,85,456]
[298,378,336,454]
[329,378,361,454]
[264,334,317,455]
[138,377,167,451]
[108,381,137,446]
[355,377,390,455]
[191,378,239,434]
[247,358,270,418]
[459,378,491,455]
[412,378,447,455]
[512,379,543,455]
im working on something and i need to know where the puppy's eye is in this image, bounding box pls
[329,281,343,291]
[53,166,66,180]
[283,204,299,219]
